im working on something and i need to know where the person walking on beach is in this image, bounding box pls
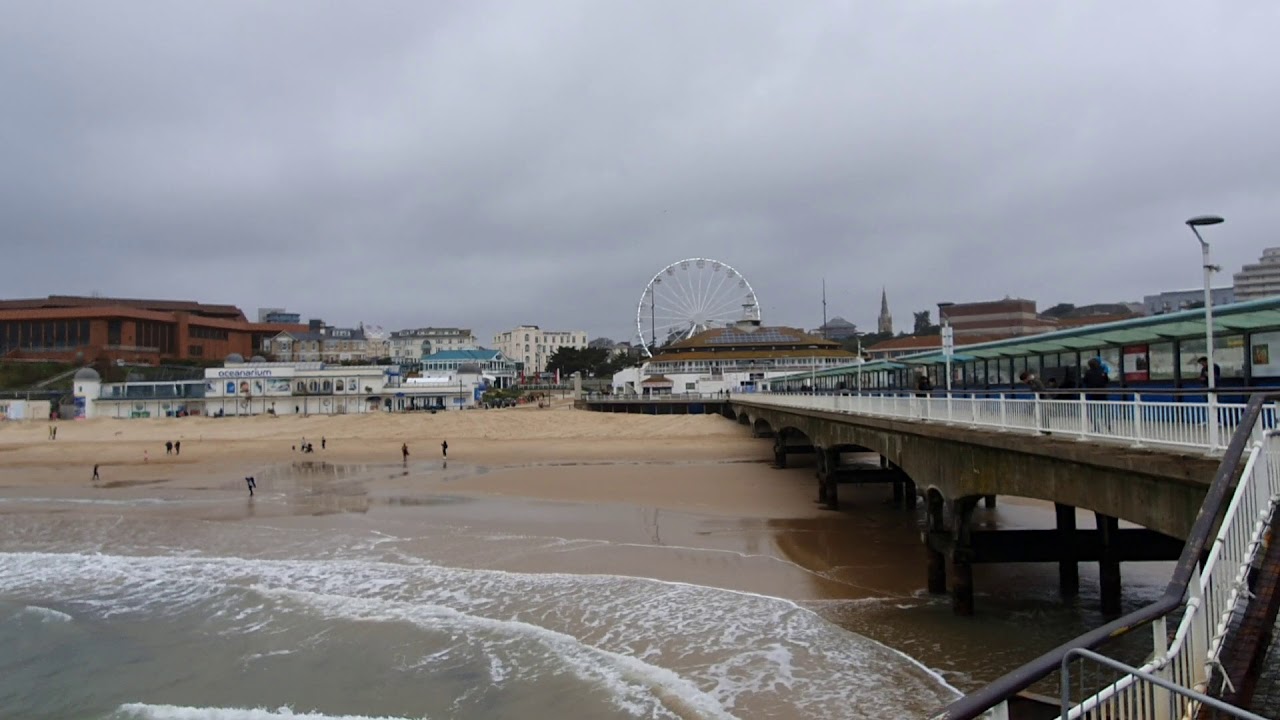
[441,440,448,459]
[92,464,99,482]
[401,443,410,463]
[321,436,326,450]
[245,476,256,496]
[165,441,173,455]
[174,440,181,456]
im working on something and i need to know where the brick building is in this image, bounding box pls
[939,298,1056,338]
[0,295,306,366]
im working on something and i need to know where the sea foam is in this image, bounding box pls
[114,704,420,720]
[18,604,73,623]
[0,550,958,719]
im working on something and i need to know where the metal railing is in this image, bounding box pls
[915,394,1279,720]
[1059,418,1279,719]
[740,390,1277,453]
[581,392,732,402]
[1061,649,1268,720]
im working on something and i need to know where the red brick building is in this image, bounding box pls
[0,296,306,366]
[939,298,1057,338]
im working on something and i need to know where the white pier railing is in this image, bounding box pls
[740,391,1276,454]
[1062,420,1280,718]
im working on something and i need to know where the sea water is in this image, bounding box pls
[0,505,959,720]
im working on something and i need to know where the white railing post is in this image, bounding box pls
[1186,564,1209,692]
[998,393,1007,431]
[1078,392,1088,441]
[946,390,953,423]
[1150,616,1172,720]
[1132,394,1144,448]
[1208,393,1220,451]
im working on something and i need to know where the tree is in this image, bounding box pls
[1043,303,1076,318]
[545,346,618,378]
[913,310,932,335]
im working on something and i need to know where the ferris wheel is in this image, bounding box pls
[636,258,760,358]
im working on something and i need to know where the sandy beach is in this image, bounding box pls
[0,402,836,519]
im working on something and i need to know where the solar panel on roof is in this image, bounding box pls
[705,329,795,344]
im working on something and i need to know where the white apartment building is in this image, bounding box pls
[388,327,478,367]
[1234,248,1280,301]
[492,325,588,374]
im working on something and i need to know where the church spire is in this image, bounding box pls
[877,287,893,334]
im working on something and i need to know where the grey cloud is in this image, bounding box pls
[2,1,1278,343]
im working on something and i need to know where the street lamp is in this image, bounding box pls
[937,302,955,393]
[1186,216,1224,389]
[1187,215,1224,449]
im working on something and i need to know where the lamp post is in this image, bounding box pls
[1186,215,1224,449]
[856,338,864,394]
[938,302,955,394]
[650,278,661,356]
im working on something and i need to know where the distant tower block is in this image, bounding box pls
[878,288,893,334]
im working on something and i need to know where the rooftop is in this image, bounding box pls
[0,295,246,320]
[665,325,841,350]
[423,348,508,362]
[867,333,1013,352]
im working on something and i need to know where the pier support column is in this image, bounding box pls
[926,494,947,595]
[814,445,844,507]
[892,479,904,505]
[902,479,918,509]
[1055,502,1079,598]
[951,498,979,616]
[1096,512,1122,615]
[821,448,839,510]
[772,434,787,468]
[815,448,828,504]
[984,495,997,509]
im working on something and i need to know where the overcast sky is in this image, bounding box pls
[3,1,1278,344]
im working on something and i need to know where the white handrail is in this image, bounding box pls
[1064,429,1279,718]
[735,391,1269,454]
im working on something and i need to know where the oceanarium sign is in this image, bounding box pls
[207,367,295,379]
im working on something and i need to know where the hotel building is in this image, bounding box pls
[492,325,588,374]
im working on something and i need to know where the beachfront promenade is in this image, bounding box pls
[581,391,1280,718]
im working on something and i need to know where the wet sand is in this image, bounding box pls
[0,405,1174,701]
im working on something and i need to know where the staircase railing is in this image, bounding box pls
[1060,649,1268,720]
[920,394,1279,719]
